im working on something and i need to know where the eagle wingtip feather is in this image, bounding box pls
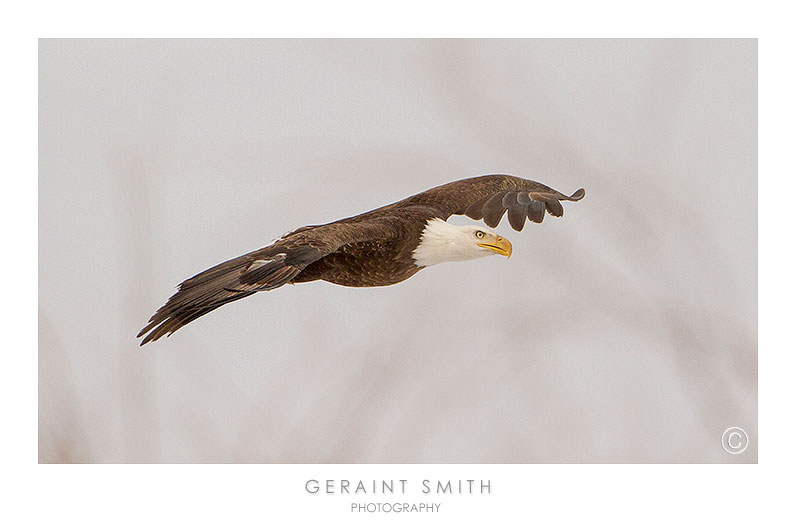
[570,188,586,201]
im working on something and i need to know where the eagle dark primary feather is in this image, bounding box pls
[482,193,507,228]
[137,254,256,344]
[506,202,527,231]
[528,199,546,223]
[137,244,325,344]
[138,174,585,344]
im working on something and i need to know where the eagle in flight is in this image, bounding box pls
[138,174,585,345]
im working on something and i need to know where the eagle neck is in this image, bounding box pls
[413,218,476,267]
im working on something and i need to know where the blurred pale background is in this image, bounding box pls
[39,39,756,463]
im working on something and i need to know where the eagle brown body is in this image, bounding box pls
[138,174,584,345]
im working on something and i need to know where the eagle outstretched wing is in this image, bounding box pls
[396,174,585,231]
[136,220,401,345]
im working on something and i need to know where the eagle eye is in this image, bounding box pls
[474,230,485,239]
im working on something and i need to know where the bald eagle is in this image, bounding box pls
[138,174,584,345]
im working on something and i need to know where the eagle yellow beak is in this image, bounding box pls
[478,235,513,258]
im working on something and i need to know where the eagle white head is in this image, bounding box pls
[413,218,513,267]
